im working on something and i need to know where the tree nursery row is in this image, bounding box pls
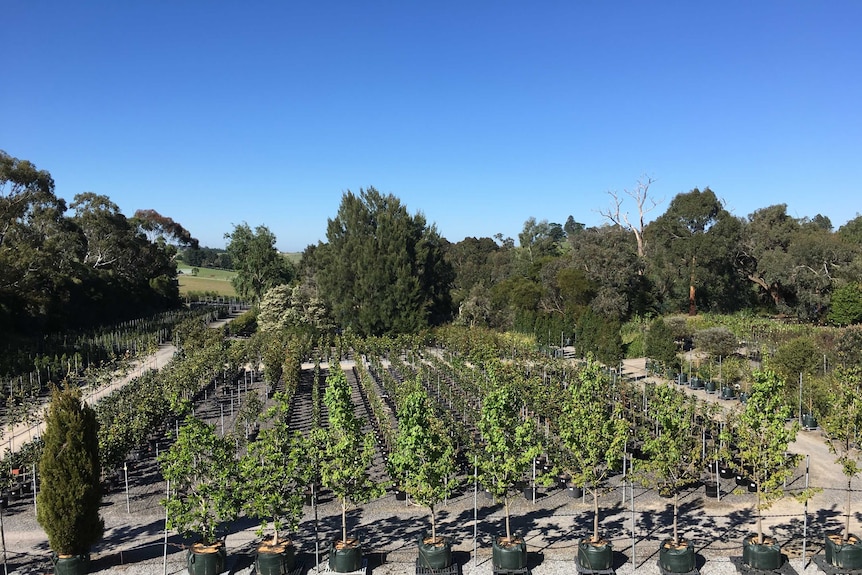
[4,313,861,575]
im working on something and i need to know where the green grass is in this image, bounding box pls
[177,267,237,297]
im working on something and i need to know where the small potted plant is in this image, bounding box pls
[160,417,240,575]
[37,385,104,575]
[318,366,382,573]
[240,393,312,575]
[722,370,800,571]
[821,365,862,569]
[559,358,628,572]
[477,364,544,572]
[388,383,458,569]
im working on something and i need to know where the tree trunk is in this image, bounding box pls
[756,486,763,544]
[431,505,437,542]
[341,498,348,543]
[688,256,697,316]
[673,492,679,546]
[846,477,852,543]
[593,486,600,542]
[505,497,511,541]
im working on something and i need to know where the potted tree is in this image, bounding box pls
[240,394,312,575]
[559,358,628,572]
[160,417,240,575]
[388,384,458,569]
[722,369,800,571]
[636,383,704,573]
[37,385,104,575]
[820,365,862,569]
[477,368,543,572]
[319,366,382,573]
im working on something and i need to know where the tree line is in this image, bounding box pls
[5,149,862,354]
[0,151,196,353]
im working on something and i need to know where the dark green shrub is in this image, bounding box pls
[36,385,104,555]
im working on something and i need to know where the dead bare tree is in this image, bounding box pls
[599,176,661,259]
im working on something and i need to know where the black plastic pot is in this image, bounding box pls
[329,539,362,573]
[418,535,452,569]
[523,487,539,501]
[735,474,748,486]
[742,536,782,570]
[802,413,818,430]
[747,481,758,493]
[721,387,736,400]
[704,481,719,498]
[567,485,584,498]
[578,539,613,571]
[52,553,90,575]
[492,538,527,570]
[255,544,296,575]
[395,489,407,501]
[719,465,734,479]
[705,381,717,394]
[187,543,226,575]
[690,377,704,390]
[824,534,862,569]
[658,540,695,574]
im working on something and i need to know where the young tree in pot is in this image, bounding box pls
[160,417,240,575]
[559,358,628,572]
[722,369,800,571]
[240,394,312,575]
[388,383,458,569]
[319,366,382,573]
[821,365,862,569]
[477,368,543,571]
[636,383,704,573]
[37,385,104,575]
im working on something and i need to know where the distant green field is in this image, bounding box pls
[177,267,237,297]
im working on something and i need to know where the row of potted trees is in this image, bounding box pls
[33,349,862,575]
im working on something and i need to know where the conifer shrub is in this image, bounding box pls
[36,384,104,555]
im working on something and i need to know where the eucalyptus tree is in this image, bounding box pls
[646,187,747,315]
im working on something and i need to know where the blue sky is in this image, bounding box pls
[4,2,861,252]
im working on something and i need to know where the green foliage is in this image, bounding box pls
[313,187,453,336]
[575,308,623,365]
[559,357,628,542]
[829,282,862,326]
[319,366,383,542]
[693,327,738,358]
[240,398,312,545]
[820,366,862,541]
[477,368,543,541]
[36,385,104,555]
[159,418,240,544]
[388,385,457,540]
[225,223,294,304]
[723,370,800,543]
[636,384,705,544]
[645,317,678,369]
[767,336,822,383]
[258,283,332,336]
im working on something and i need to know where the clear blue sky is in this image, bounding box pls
[4,2,861,252]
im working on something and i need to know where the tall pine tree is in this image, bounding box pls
[312,188,452,336]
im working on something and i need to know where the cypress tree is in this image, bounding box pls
[37,384,104,555]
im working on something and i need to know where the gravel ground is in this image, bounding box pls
[2,357,857,575]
